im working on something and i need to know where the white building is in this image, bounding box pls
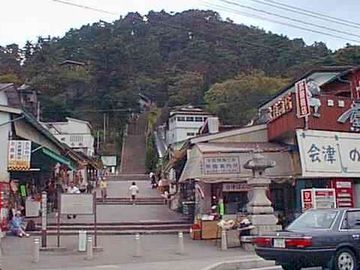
[43,117,95,157]
[166,107,215,149]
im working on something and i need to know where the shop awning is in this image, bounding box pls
[179,142,296,183]
[41,148,76,170]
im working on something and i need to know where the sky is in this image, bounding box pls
[1,0,360,50]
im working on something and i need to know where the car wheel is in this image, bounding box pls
[333,248,358,270]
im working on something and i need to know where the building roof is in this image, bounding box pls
[259,66,355,110]
[0,83,14,91]
[169,105,213,116]
[59,60,86,66]
[195,142,290,153]
[190,124,267,145]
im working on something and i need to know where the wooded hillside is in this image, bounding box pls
[1,9,360,129]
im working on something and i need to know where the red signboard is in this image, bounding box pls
[295,79,310,118]
[331,179,354,208]
[302,190,313,210]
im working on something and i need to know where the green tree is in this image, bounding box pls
[205,70,288,125]
[168,72,204,106]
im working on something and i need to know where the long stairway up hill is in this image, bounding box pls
[120,113,148,174]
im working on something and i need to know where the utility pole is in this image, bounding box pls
[37,101,41,122]
[103,113,106,144]
[96,130,100,152]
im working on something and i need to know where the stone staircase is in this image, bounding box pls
[120,113,148,174]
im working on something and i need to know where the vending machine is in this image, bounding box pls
[0,182,10,231]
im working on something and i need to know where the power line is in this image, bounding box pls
[52,0,118,16]
[264,0,360,29]
[214,0,360,43]
[205,1,360,44]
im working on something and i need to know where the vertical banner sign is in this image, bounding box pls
[351,71,360,100]
[331,180,354,208]
[8,140,32,170]
[295,79,310,118]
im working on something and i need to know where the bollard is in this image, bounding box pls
[78,230,87,252]
[134,233,142,257]
[221,228,227,251]
[177,231,184,255]
[33,238,40,263]
[86,236,93,260]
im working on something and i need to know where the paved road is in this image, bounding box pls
[31,180,186,224]
[1,234,252,270]
[1,177,253,270]
[98,180,160,198]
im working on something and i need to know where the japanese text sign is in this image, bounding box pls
[301,188,336,211]
[268,93,293,121]
[8,140,32,170]
[297,129,360,177]
[203,156,240,174]
[295,79,310,118]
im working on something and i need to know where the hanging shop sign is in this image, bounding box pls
[203,156,240,174]
[8,140,32,171]
[301,188,336,211]
[295,79,310,118]
[222,182,249,192]
[297,129,360,177]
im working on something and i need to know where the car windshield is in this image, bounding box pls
[287,209,339,230]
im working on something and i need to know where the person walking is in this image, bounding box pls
[99,178,108,201]
[67,181,80,219]
[128,182,139,205]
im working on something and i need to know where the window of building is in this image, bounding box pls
[177,116,185,121]
[195,117,203,122]
[187,132,195,136]
[186,116,194,121]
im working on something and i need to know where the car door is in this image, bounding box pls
[341,210,360,252]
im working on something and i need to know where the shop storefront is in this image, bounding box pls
[179,142,296,222]
[295,129,360,211]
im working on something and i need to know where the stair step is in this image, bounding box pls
[27,229,189,235]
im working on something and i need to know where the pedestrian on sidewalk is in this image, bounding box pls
[100,177,108,201]
[128,182,139,205]
[149,171,157,189]
[66,181,80,219]
[10,210,30,238]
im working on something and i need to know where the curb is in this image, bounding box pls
[201,257,277,270]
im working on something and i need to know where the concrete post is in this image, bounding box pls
[221,229,227,251]
[177,231,184,254]
[33,238,40,263]
[41,191,47,248]
[78,230,87,252]
[86,236,93,260]
[134,233,142,257]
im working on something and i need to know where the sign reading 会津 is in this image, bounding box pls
[8,140,32,170]
[297,129,360,177]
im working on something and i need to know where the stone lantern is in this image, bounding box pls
[244,151,281,235]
